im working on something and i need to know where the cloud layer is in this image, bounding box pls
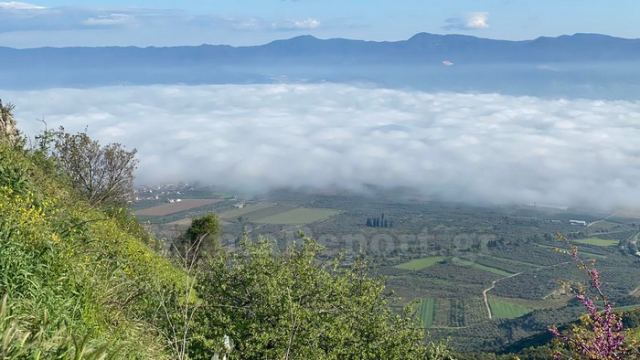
[7,84,640,210]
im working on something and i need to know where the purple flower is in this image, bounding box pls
[549,235,628,359]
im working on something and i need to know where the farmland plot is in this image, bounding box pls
[488,297,532,319]
[574,237,618,247]
[255,208,341,225]
[418,298,436,327]
[135,199,222,216]
[218,203,279,220]
[395,256,445,271]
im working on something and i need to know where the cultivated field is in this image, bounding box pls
[574,237,619,247]
[254,208,341,225]
[143,190,640,354]
[135,199,222,216]
[418,298,436,327]
[452,258,514,277]
[218,203,279,220]
[488,297,533,319]
[395,256,445,271]
[427,297,489,328]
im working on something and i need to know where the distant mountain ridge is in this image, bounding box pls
[1,32,640,67]
[1,32,639,95]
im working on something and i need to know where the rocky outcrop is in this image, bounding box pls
[0,99,19,144]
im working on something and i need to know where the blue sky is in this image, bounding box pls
[0,0,638,47]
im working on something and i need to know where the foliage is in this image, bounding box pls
[549,235,637,359]
[188,235,445,359]
[47,128,138,207]
[0,294,114,359]
[0,141,184,358]
[183,214,222,256]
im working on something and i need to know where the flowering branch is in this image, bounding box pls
[549,234,627,360]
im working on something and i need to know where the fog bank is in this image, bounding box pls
[7,84,640,210]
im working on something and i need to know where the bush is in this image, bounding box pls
[188,236,442,359]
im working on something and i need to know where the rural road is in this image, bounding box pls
[482,261,570,320]
[482,272,522,320]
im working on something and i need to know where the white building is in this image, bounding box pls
[569,220,587,226]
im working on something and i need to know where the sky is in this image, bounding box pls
[0,0,638,47]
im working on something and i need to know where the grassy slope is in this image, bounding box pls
[0,142,185,358]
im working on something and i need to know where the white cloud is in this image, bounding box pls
[277,18,321,30]
[82,13,135,27]
[0,3,322,35]
[0,1,45,10]
[444,12,489,31]
[222,16,321,31]
[7,84,640,210]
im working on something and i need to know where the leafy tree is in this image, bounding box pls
[179,214,222,258]
[188,235,450,360]
[50,128,138,206]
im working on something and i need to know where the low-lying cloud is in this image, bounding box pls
[7,84,640,210]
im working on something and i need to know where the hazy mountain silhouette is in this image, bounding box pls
[0,33,639,97]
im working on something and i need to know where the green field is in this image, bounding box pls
[489,297,533,319]
[574,237,619,247]
[534,243,608,259]
[218,203,277,220]
[478,254,542,269]
[395,256,445,271]
[254,208,341,225]
[452,258,513,276]
[418,298,436,327]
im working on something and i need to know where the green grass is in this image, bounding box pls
[254,208,341,225]
[452,258,513,276]
[417,298,436,327]
[395,256,446,271]
[489,298,533,319]
[574,237,619,247]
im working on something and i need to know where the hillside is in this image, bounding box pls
[0,124,455,358]
[0,140,187,357]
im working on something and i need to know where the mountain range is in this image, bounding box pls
[0,33,639,96]
[2,33,639,67]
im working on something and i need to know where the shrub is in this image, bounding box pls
[188,235,442,359]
